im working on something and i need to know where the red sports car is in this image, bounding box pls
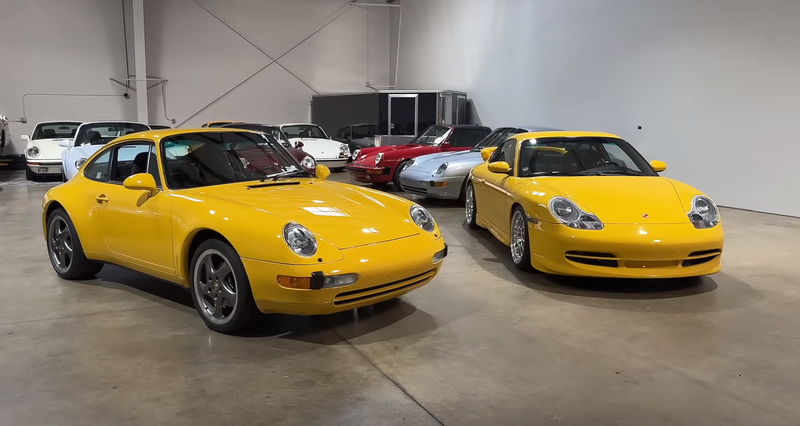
[346,124,491,186]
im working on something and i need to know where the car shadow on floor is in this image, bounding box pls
[90,265,429,343]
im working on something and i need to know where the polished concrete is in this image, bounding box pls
[1,169,799,426]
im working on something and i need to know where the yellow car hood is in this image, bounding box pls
[188,181,420,249]
[537,176,689,224]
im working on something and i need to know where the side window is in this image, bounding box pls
[110,142,160,186]
[452,129,489,147]
[83,150,112,182]
[335,128,345,138]
[488,137,517,172]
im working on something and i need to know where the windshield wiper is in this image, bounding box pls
[578,169,644,176]
[526,171,582,176]
[260,168,310,182]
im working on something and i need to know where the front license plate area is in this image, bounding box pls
[38,168,48,173]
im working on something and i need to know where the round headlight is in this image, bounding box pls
[75,158,87,169]
[352,149,361,159]
[300,156,316,170]
[27,146,40,158]
[688,195,719,228]
[409,204,435,232]
[283,223,318,257]
[339,144,350,155]
[375,152,384,165]
[435,162,448,175]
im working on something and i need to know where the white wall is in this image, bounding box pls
[0,0,136,154]
[396,0,800,217]
[145,0,394,128]
[1,0,396,153]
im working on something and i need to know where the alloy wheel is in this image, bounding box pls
[465,185,475,223]
[49,217,74,273]
[511,210,527,264]
[193,249,239,325]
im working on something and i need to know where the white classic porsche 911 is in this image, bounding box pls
[279,123,350,171]
[61,121,151,181]
[21,121,82,180]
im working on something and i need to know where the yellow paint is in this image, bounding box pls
[469,130,724,278]
[42,128,446,314]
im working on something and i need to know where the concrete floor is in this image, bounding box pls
[1,169,799,426]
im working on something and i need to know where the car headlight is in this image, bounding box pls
[27,146,40,158]
[300,156,316,170]
[548,197,604,230]
[75,158,87,169]
[403,158,415,171]
[339,144,350,157]
[375,152,384,165]
[352,149,360,159]
[283,222,318,257]
[688,195,719,229]
[435,162,448,175]
[409,204,435,232]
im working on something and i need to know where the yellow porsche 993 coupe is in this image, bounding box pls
[465,131,723,278]
[42,128,448,333]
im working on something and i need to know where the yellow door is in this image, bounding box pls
[480,138,518,240]
[93,142,175,276]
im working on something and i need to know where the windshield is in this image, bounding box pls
[414,126,451,146]
[472,128,526,151]
[75,122,150,146]
[518,137,657,177]
[281,124,328,139]
[161,131,310,189]
[351,124,377,138]
[32,122,80,140]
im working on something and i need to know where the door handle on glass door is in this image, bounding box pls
[95,195,109,204]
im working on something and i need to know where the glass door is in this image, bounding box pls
[388,94,419,138]
[454,93,467,124]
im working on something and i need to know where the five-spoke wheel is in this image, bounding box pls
[46,208,103,279]
[190,239,257,333]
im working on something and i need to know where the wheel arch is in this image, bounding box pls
[43,200,66,238]
[180,228,235,287]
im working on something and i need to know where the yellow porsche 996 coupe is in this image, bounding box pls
[465,131,723,278]
[42,128,447,333]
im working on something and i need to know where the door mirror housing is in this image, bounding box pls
[58,140,70,147]
[650,160,667,172]
[487,161,511,174]
[481,147,497,161]
[440,141,451,149]
[123,173,159,196]
[294,141,304,149]
[315,164,331,180]
[20,135,30,143]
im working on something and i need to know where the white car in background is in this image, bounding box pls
[21,121,82,180]
[0,115,9,153]
[62,121,150,181]
[279,122,350,171]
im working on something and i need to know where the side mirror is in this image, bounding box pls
[294,141,304,149]
[650,160,667,172]
[58,140,70,148]
[20,135,30,143]
[481,147,497,161]
[315,164,331,180]
[487,161,511,174]
[123,173,159,196]
[440,141,451,149]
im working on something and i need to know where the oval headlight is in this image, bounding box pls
[375,152,384,165]
[409,204,435,232]
[300,155,316,170]
[75,158,87,169]
[283,223,318,257]
[688,195,719,228]
[403,158,415,170]
[352,149,361,159]
[548,197,604,230]
[435,162,448,175]
[27,146,40,158]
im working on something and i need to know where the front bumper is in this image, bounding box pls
[530,222,724,278]
[317,157,349,169]
[346,163,394,183]
[243,235,448,315]
[27,161,62,175]
[399,169,465,199]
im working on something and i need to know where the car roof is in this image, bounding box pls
[34,120,82,125]
[279,123,319,127]
[220,122,278,128]
[110,127,258,144]
[507,125,563,132]
[511,130,622,141]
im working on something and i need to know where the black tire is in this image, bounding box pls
[511,206,535,272]
[332,167,345,173]
[456,177,469,206]
[61,170,67,183]
[46,208,104,279]
[394,160,410,189]
[190,239,258,334]
[465,182,481,229]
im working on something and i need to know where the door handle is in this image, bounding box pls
[95,194,109,204]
